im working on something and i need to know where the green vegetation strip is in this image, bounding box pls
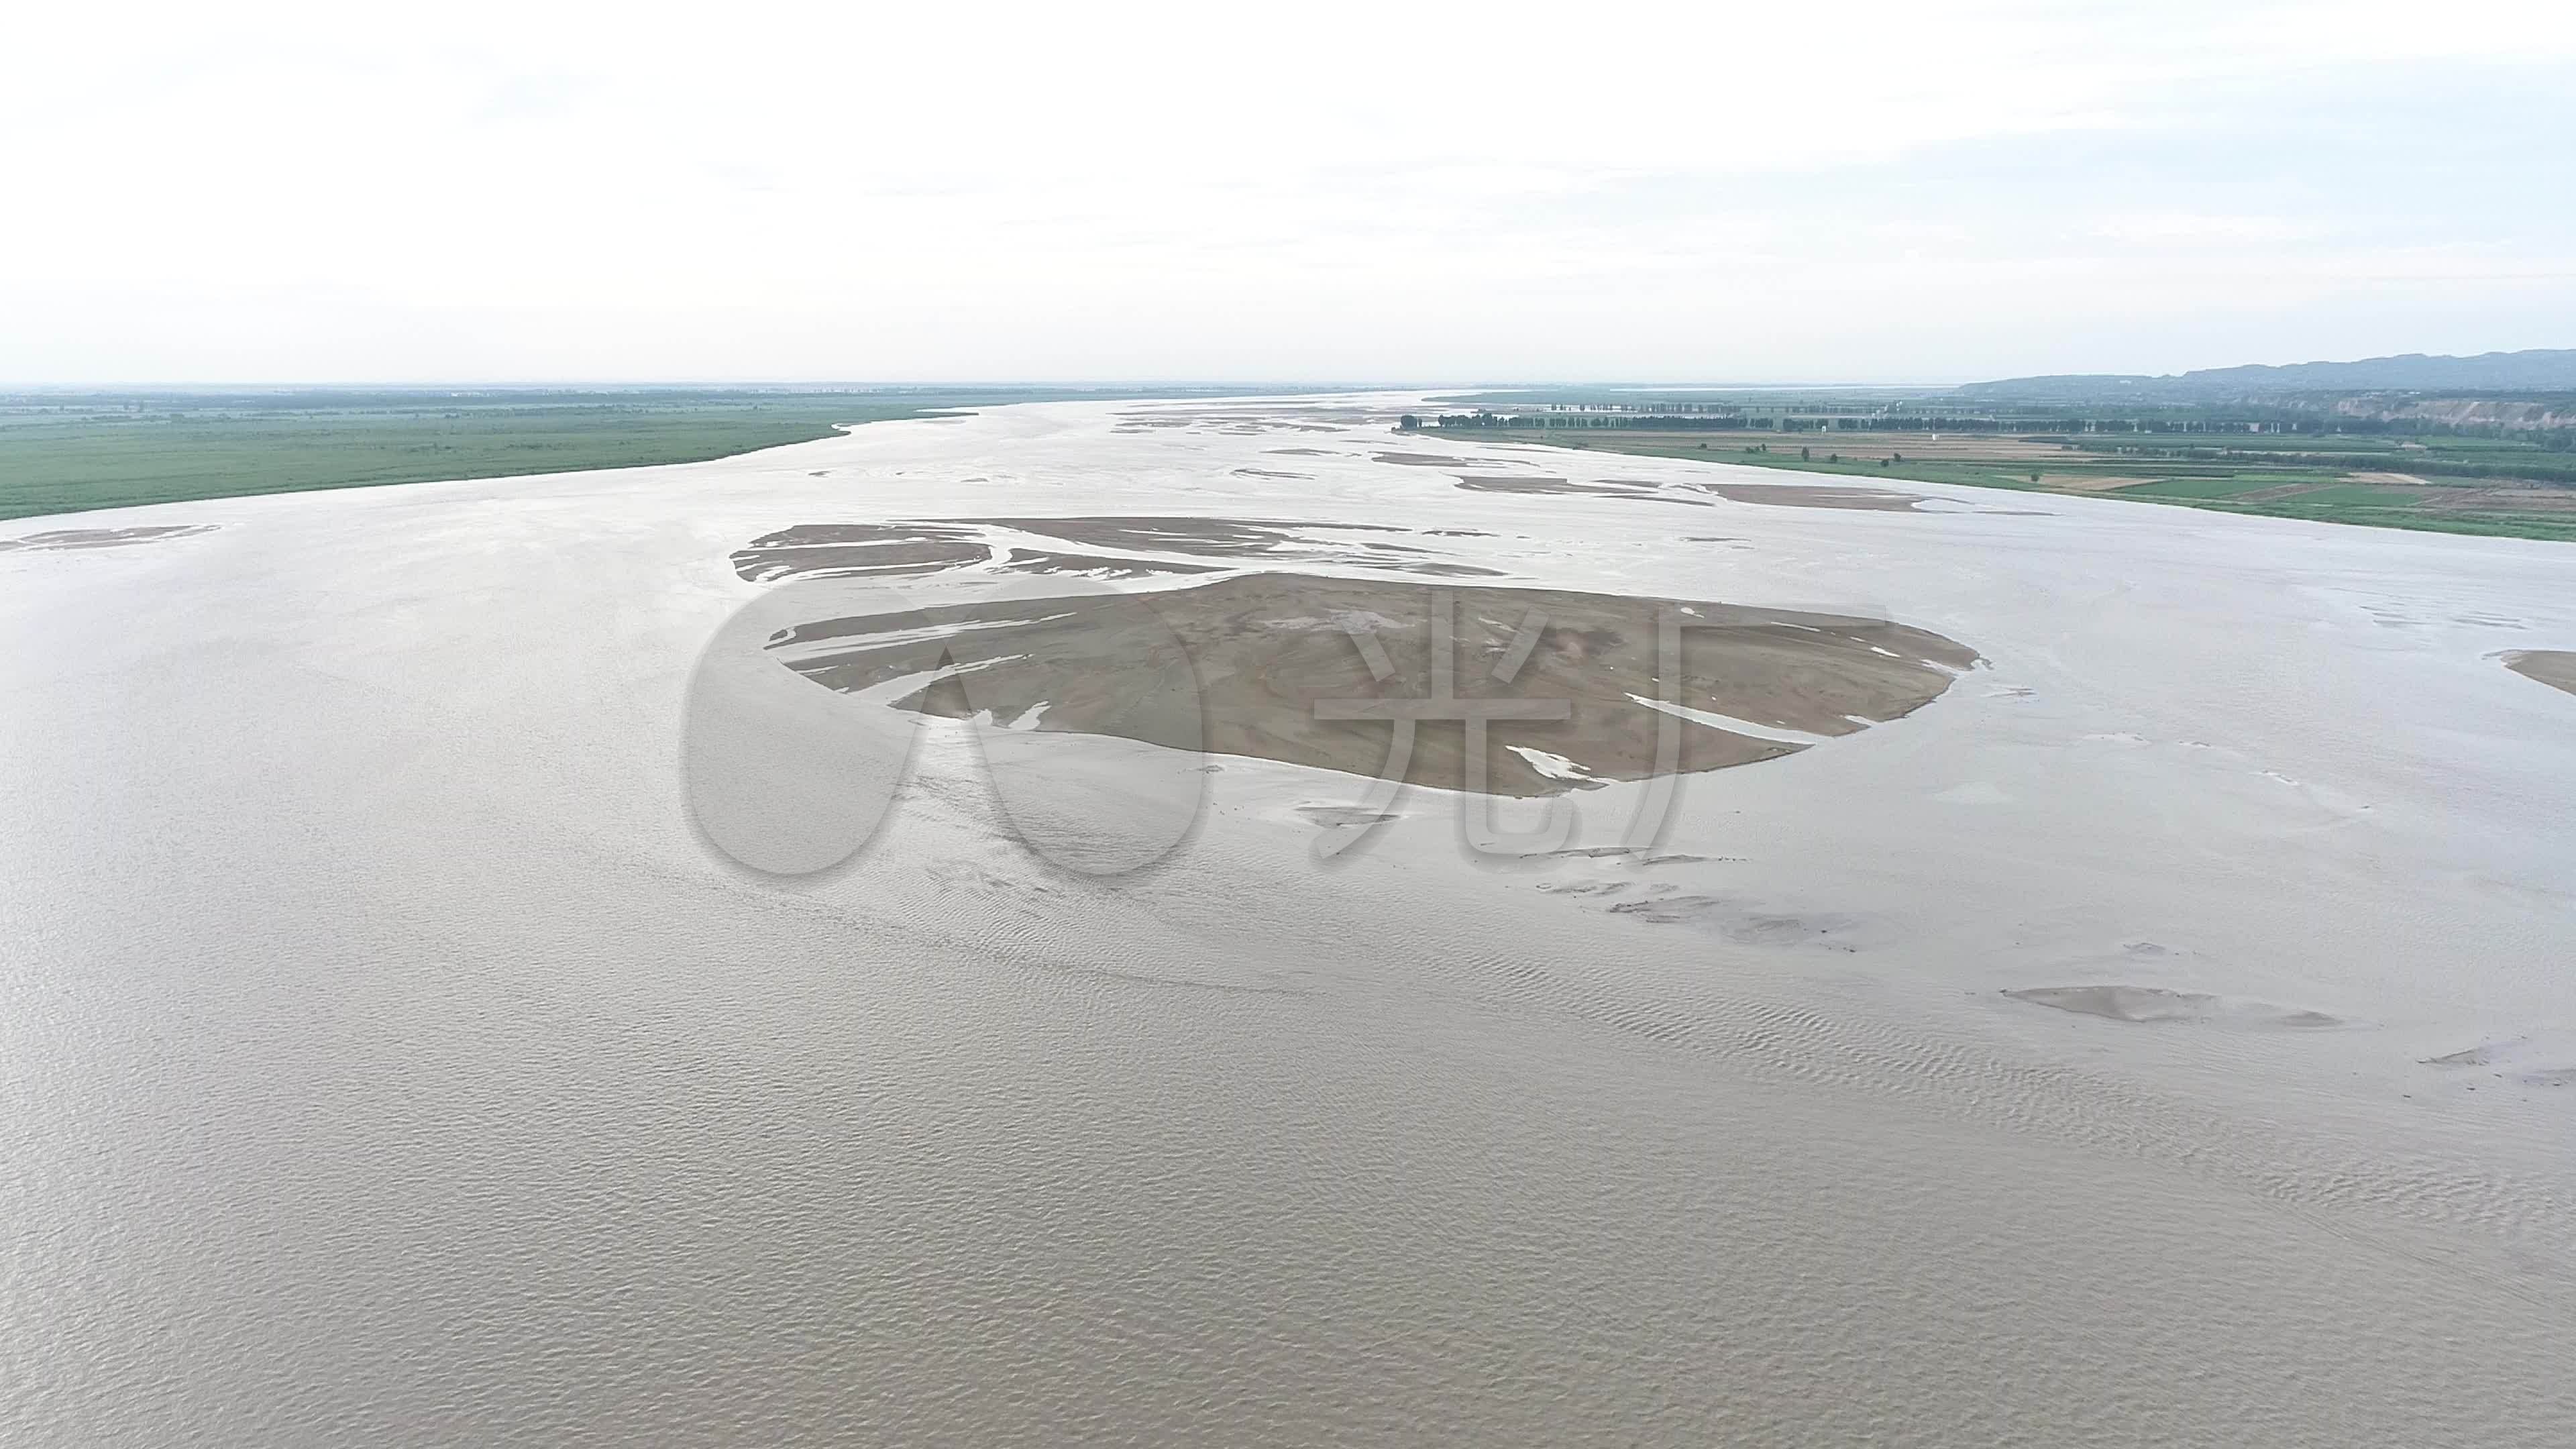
[2112,477,2281,499]
[1442,426,2576,543]
[0,388,1248,522]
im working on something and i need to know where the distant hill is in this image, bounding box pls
[1960,349,2576,402]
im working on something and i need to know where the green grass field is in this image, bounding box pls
[0,388,1228,523]
[1438,426,2576,543]
[2262,484,2424,508]
[2112,476,2284,499]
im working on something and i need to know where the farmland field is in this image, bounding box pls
[0,388,1233,521]
[1430,422,2576,541]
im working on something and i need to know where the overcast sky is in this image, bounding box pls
[8,0,2573,385]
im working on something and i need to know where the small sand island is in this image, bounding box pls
[0,523,218,552]
[765,568,1978,797]
[2500,649,2576,697]
[2004,985,2340,1028]
[732,516,1506,583]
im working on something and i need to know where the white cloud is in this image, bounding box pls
[2086,215,2319,246]
[5,0,2573,381]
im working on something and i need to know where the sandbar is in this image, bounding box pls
[1692,482,1927,512]
[2501,649,2576,697]
[775,572,1976,798]
[731,523,986,581]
